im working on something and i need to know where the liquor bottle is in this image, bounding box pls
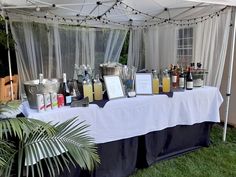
[178,68,185,89]
[62,73,72,105]
[171,66,178,89]
[186,67,193,90]
[152,70,159,94]
[93,76,103,101]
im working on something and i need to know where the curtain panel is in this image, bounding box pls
[128,8,231,87]
[9,16,127,95]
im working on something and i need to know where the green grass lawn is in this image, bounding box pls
[130,124,236,177]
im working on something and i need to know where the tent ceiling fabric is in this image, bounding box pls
[0,0,230,28]
[185,0,236,6]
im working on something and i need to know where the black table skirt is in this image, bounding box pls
[55,122,214,177]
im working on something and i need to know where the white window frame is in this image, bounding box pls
[177,27,193,66]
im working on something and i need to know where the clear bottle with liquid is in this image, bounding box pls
[69,79,80,101]
[152,70,159,94]
[93,76,103,101]
[83,72,93,102]
[162,71,170,93]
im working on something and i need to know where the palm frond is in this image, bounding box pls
[0,114,99,177]
[24,117,100,177]
[0,117,56,140]
[0,117,57,177]
[0,140,15,165]
[0,100,22,118]
[0,140,17,176]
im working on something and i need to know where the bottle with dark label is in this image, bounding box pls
[178,68,185,89]
[62,73,72,105]
[186,67,193,90]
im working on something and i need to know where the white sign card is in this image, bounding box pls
[104,76,125,100]
[135,73,153,95]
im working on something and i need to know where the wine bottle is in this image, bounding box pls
[62,73,72,105]
[178,68,185,89]
[171,66,178,89]
[186,67,193,90]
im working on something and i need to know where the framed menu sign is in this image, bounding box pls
[104,76,125,100]
[135,73,153,95]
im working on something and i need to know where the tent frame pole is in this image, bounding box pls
[223,8,236,142]
[5,18,14,101]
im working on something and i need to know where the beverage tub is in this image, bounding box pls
[24,79,61,109]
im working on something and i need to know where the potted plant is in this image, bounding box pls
[0,101,100,177]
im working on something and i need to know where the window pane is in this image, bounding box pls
[179,29,183,38]
[176,27,193,65]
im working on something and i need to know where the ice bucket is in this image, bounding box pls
[24,79,61,109]
[100,63,123,78]
[192,69,208,87]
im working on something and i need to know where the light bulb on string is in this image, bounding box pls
[36,6,40,12]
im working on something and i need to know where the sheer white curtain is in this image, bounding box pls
[128,9,231,87]
[128,25,177,71]
[81,28,96,69]
[104,30,128,63]
[9,16,127,95]
[193,8,231,87]
[127,29,145,70]
[144,27,160,71]
[157,25,178,69]
[144,25,177,71]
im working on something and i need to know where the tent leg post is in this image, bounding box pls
[223,96,230,141]
[5,17,14,101]
[223,8,236,142]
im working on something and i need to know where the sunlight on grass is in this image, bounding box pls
[130,124,236,177]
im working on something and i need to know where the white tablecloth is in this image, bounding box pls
[22,86,223,144]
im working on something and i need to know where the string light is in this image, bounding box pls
[36,6,40,12]
[4,2,229,29]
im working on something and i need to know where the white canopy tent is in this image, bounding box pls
[0,0,235,141]
[0,0,230,27]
